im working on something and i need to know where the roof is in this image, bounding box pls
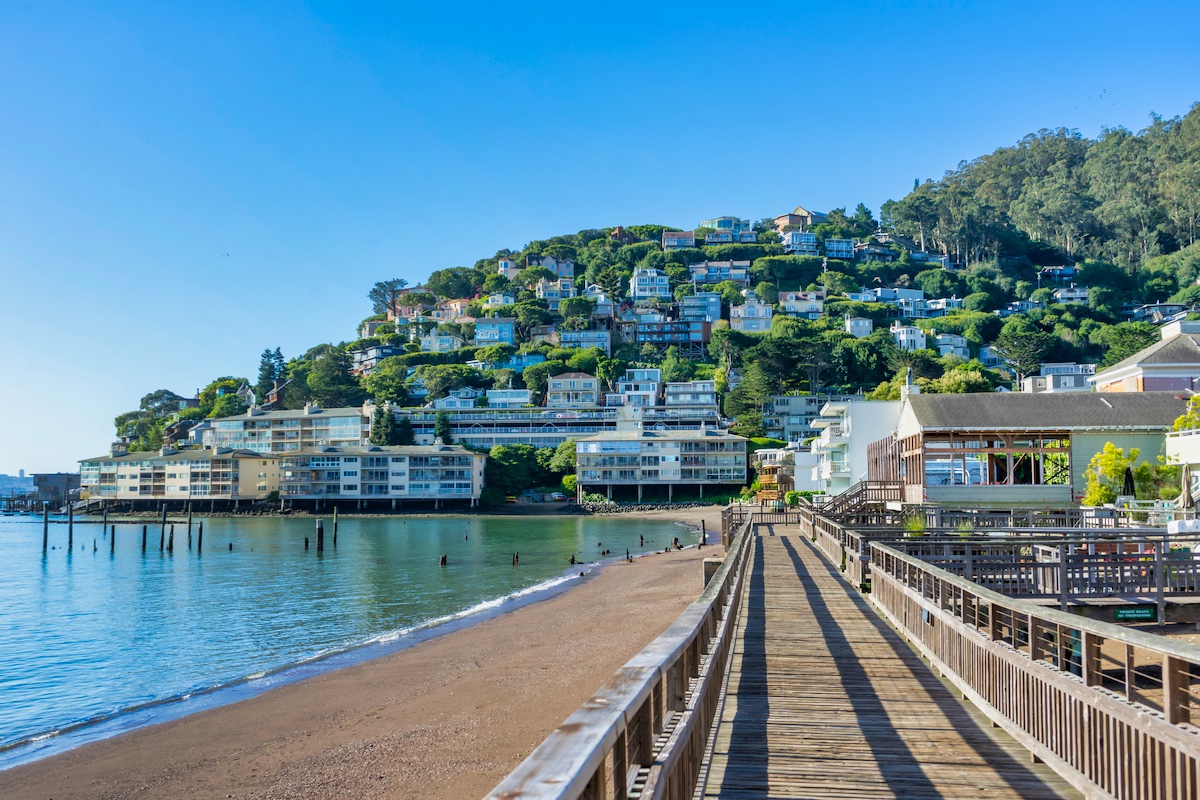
[283,444,482,457]
[478,317,516,324]
[578,429,746,442]
[906,392,1186,431]
[1092,333,1200,378]
[210,405,364,421]
[81,448,272,464]
[550,372,597,380]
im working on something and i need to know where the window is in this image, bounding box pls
[342,470,358,477]
[342,484,358,492]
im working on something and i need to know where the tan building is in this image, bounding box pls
[546,372,600,408]
[773,205,827,231]
[80,447,279,505]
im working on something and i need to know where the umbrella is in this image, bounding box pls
[1122,466,1136,498]
[1181,464,1195,511]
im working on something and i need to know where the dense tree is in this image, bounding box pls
[425,266,479,300]
[370,401,397,445]
[306,350,365,407]
[396,415,416,445]
[434,410,453,443]
[991,321,1054,381]
[368,279,409,316]
[415,364,479,399]
[361,357,410,404]
[209,394,248,418]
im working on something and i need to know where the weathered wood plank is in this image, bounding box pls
[702,531,1077,799]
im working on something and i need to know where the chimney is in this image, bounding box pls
[110,442,128,457]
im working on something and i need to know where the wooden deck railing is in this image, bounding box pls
[868,541,1200,798]
[487,516,755,800]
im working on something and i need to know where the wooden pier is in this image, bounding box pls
[703,527,1075,798]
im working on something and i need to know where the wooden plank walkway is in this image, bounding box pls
[703,527,1078,799]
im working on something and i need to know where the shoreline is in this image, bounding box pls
[0,507,723,799]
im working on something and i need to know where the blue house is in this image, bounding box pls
[475,317,517,346]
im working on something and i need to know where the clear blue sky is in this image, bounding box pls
[1,1,1198,473]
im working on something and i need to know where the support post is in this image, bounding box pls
[68,503,74,549]
[316,518,324,552]
[42,504,48,553]
[1155,540,1165,625]
[110,524,115,554]
[168,524,174,553]
[333,506,338,548]
[142,524,147,553]
[187,503,193,539]
[1059,544,1069,612]
[197,521,203,553]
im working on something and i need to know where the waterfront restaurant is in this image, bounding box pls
[866,392,1187,506]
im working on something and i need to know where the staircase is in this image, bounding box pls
[821,480,902,517]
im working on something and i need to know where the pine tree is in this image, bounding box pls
[272,348,286,379]
[434,410,452,443]
[254,349,277,403]
[396,416,415,446]
[370,401,395,445]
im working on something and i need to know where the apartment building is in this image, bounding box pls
[419,332,466,353]
[547,372,601,408]
[575,428,747,501]
[762,394,861,444]
[431,387,484,410]
[204,404,366,454]
[699,215,750,233]
[634,320,711,358]
[351,344,406,376]
[560,328,613,355]
[279,444,486,507]
[810,400,903,495]
[80,447,279,504]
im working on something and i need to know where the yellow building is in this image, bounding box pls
[80,447,279,505]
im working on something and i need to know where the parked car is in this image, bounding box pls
[549,492,568,501]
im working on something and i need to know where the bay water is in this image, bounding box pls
[0,513,693,768]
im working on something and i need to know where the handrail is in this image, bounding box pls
[867,539,1200,798]
[486,516,754,799]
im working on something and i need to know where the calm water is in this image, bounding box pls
[0,513,692,767]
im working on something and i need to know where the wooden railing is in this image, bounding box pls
[868,541,1200,798]
[486,516,755,799]
[819,480,903,517]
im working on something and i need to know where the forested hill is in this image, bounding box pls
[882,103,1199,273]
[110,102,1200,451]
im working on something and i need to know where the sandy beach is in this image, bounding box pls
[0,507,724,800]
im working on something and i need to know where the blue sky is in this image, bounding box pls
[1,1,1198,473]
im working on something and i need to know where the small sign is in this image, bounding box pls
[1114,606,1157,622]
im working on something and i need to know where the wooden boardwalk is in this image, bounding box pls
[703,527,1078,799]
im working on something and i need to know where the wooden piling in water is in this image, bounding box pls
[197,522,203,553]
[68,503,74,549]
[159,527,165,552]
[102,502,108,535]
[160,504,167,542]
[142,524,147,552]
[187,504,193,539]
[111,524,115,553]
[333,506,338,548]
[701,519,706,548]
[316,519,325,552]
[168,524,174,553]
[42,505,48,553]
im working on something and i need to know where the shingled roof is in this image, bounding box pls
[1093,333,1200,376]
[906,391,1187,431]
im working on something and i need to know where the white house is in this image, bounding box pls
[485,389,532,409]
[778,291,824,320]
[934,333,970,359]
[890,323,927,351]
[527,254,575,279]
[535,277,576,312]
[1052,284,1091,304]
[825,238,854,259]
[781,231,819,256]
[630,267,672,301]
[419,332,466,353]
[845,316,874,338]
[731,291,774,332]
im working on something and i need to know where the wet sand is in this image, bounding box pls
[0,508,724,800]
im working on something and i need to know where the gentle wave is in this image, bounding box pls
[0,568,587,759]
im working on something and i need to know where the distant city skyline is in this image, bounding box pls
[1,2,1199,472]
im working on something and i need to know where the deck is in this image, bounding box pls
[703,526,1078,799]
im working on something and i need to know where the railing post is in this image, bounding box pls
[1164,655,1192,725]
[1081,630,1102,686]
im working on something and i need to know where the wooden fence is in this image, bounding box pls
[868,541,1200,799]
[486,516,755,799]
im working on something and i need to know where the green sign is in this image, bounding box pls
[1114,606,1157,622]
